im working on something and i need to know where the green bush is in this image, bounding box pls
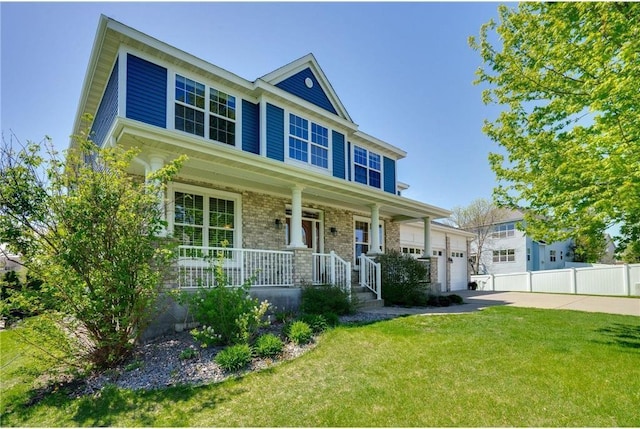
[179,347,198,360]
[300,284,354,316]
[448,294,464,305]
[379,250,429,306]
[287,321,313,345]
[178,248,271,346]
[215,343,252,372]
[298,313,329,333]
[254,333,284,358]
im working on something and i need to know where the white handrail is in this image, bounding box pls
[360,254,382,300]
[312,251,352,298]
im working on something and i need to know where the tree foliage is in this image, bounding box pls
[0,125,186,368]
[448,198,507,274]
[470,3,640,258]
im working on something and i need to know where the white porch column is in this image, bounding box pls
[288,185,305,248]
[423,216,432,257]
[369,204,382,255]
[148,155,166,234]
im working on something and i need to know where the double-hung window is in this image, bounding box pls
[288,114,329,169]
[174,190,236,249]
[492,223,515,239]
[354,146,381,189]
[175,75,205,137]
[175,74,236,145]
[493,249,515,263]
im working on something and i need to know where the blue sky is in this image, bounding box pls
[1,1,505,214]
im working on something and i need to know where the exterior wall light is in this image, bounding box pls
[275,218,283,230]
[330,227,338,236]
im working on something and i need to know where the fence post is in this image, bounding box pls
[623,264,630,296]
[489,274,495,291]
[570,268,577,294]
[527,271,533,292]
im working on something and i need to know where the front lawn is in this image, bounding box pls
[2,306,639,427]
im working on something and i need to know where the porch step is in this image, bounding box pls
[351,286,384,309]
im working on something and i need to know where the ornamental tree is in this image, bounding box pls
[448,198,507,275]
[0,124,186,368]
[470,3,640,259]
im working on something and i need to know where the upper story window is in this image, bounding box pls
[493,249,515,263]
[288,114,329,169]
[175,74,236,145]
[549,250,557,262]
[492,223,515,239]
[354,146,381,189]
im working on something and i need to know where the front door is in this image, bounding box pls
[286,215,322,252]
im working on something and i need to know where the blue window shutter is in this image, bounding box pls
[347,141,352,181]
[266,103,284,161]
[275,68,338,115]
[383,156,396,194]
[126,54,167,128]
[90,59,119,147]
[242,100,260,154]
[332,131,345,179]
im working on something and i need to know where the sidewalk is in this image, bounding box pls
[361,290,640,317]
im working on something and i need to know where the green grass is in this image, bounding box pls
[2,307,639,427]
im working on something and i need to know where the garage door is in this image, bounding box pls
[450,250,467,291]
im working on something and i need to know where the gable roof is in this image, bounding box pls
[259,53,352,123]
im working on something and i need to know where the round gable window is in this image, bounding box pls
[304,77,314,88]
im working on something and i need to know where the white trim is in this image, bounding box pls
[283,108,333,175]
[117,47,127,118]
[353,215,386,265]
[167,182,243,248]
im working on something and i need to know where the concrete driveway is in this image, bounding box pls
[362,290,640,317]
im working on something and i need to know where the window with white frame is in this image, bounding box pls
[491,223,515,239]
[353,145,381,189]
[493,249,515,262]
[549,250,557,262]
[173,189,238,248]
[354,218,384,264]
[288,113,329,169]
[174,74,236,145]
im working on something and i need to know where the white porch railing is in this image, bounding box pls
[313,251,352,297]
[360,254,382,300]
[177,245,294,288]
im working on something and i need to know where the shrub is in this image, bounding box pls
[437,295,451,307]
[298,313,329,333]
[179,248,271,346]
[448,294,464,305]
[378,250,429,306]
[179,347,198,360]
[300,284,354,316]
[254,333,284,358]
[215,343,252,372]
[287,321,313,345]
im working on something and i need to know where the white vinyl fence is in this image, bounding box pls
[471,264,640,297]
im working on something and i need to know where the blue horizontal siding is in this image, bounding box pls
[90,59,118,147]
[242,100,260,155]
[266,103,284,161]
[383,156,396,194]
[126,54,167,128]
[332,131,345,179]
[276,68,338,115]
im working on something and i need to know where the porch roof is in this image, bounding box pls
[114,118,451,222]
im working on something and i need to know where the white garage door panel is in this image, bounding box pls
[450,253,467,291]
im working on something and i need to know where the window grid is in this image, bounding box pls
[288,114,329,169]
[174,191,235,248]
[353,145,382,189]
[493,249,515,263]
[174,74,236,145]
[550,250,557,262]
[492,223,515,239]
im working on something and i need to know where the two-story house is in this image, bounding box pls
[72,15,450,312]
[472,210,574,275]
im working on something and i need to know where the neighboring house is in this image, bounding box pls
[400,221,475,291]
[471,210,574,275]
[71,16,450,310]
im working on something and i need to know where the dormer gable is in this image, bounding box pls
[260,54,352,122]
